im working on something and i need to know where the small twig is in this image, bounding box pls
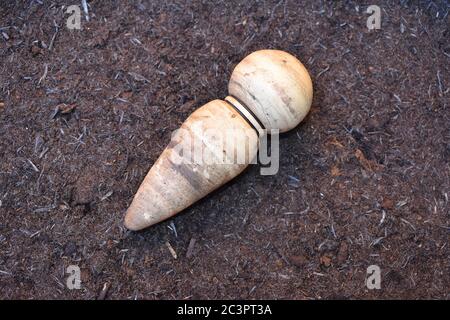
[186,238,196,259]
[436,70,443,96]
[27,159,39,172]
[165,241,177,259]
[317,65,330,78]
[370,237,385,247]
[401,218,416,231]
[81,0,89,21]
[100,191,113,201]
[168,221,177,237]
[0,270,12,276]
[97,282,110,300]
[38,63,48,85]
[128,72,150,83]
[48,22,59,51]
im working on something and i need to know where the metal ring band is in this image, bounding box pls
[224,95,265,136]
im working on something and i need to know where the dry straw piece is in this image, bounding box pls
[124,50,313,231]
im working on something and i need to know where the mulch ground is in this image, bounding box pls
[0,0,449,299]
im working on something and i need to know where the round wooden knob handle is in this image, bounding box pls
[228,49,313,133]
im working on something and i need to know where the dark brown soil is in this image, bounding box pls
[0,1,449,299]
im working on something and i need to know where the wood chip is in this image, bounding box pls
[320,255,332,267]
[97,282,110,300]
[58,103,76,114]
[337,242,348,264]
[326,137,344,149]
[165,241,177,259]
[355,148,380,171]
[288,255,308,267]
[186,238,196,259]
[331,165,342,177]
[381,197,394,210]
[52,104,77,119]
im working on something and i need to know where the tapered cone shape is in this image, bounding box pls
[124,100,259,231]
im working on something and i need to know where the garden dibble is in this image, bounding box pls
[125,50,313,231]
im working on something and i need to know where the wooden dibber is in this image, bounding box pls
[124,50,313,231]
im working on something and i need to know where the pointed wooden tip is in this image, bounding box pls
[124,202,161,231]
[124,209,143,231]
[124,99,260,231]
